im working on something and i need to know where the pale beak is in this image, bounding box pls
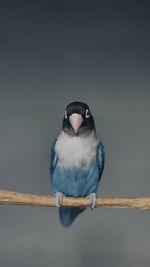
[69,113,83,134]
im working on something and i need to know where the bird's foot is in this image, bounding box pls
[87,193,97,210]
[55,192,64,207]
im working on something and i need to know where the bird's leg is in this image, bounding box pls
[55,192,64,207]
[87,193,97,209]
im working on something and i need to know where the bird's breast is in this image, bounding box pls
[55,131,98,169]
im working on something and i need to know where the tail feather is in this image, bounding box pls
[59,207,85,227]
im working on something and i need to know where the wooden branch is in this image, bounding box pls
[0,190,150,211]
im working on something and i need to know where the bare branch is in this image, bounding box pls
[0,190,150,211]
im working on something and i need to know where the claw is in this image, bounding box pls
[87,193,97,209]
[55,192,64,207]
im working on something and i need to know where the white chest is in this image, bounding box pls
[55,131,98,169]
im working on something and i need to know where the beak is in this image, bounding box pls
[69,113,83,134]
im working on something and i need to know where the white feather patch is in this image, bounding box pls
[55,131,98,169]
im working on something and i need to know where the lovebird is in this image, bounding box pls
[50,101,105,227]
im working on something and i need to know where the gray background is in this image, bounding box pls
[0,1,150,266]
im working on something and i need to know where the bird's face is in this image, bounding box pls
[62,102,95,136]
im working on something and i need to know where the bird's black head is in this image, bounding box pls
[62,101,96,136]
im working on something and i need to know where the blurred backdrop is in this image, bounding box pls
[0,1,150,266]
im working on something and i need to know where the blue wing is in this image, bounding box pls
[50,140,57,181]
[97,142,105,180]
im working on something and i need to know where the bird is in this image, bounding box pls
[50,101,105,227]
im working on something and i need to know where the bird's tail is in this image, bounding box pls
[59,207,85,227]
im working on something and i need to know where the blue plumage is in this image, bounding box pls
[50,102,105,227]
[51,143,104,197]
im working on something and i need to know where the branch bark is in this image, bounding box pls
[0,190,150,211]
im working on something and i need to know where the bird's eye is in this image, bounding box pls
[64,110,68,119]
[85,109,90,118]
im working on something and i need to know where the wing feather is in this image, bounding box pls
[97,142,105,181]
[50,140,57,181]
